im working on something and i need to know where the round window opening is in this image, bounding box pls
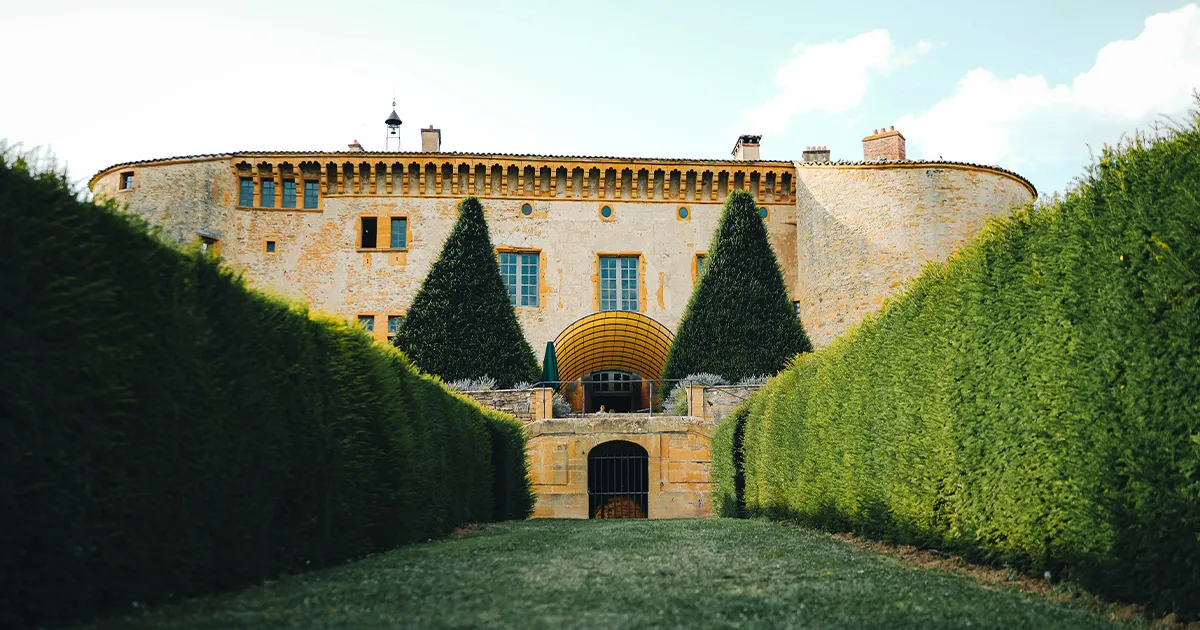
[758,207,769,219]
[601,205,613,218]
[521,202,533,216]
[678,206,689,219]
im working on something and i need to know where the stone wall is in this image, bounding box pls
[462,389,535,422]
[792,162,1035,347]
[92,157,797,353]
[525,414,715,519]
[690,385,761,422]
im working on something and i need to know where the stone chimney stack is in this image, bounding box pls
[802,145,831,163]
[731,135,761,161]
[421,126,442,152]
[862,126,905,161]
[348,139,365,152]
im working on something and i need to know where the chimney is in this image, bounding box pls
[421,126,442,152]
[348,139,365,152]
[731,134,761,161]
[802,145,831,163]
[862,125,905,161]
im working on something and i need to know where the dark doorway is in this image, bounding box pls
[583,370,641,412]
[588,441,649,518]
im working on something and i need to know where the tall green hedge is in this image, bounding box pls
[394,197,539,388]
[663,189,811,384]
[714,113,1200,615]
[0,159,533,629]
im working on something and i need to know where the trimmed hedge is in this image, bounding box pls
[714,113,1200,615]
[0,159,532,629]
[395,197,539,388]
[663,189,812,384]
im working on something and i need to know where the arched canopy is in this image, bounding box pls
[553,311,674,384]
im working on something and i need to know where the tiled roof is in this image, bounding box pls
[88,150,797,184]
[89,152,1035,197]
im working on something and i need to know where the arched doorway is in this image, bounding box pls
[588,440,649,519]
[553,311,674,412]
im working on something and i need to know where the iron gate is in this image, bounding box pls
[588,441,649,518]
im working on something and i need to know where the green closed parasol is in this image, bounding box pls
[540,341,559,387]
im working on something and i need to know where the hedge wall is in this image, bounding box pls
[714,114,1200,615]
[0,159,533,629]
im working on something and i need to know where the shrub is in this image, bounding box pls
[713,110,1200,615]
[664,373,729,415]
[551,392,572,418]
[446,375,498,392]
[663,189,811,383]
[0,159,532,629]
[394,197,539,388]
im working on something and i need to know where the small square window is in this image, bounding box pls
[357,314,375,332]
[265,240,277,253]
[303,180,319,209]
[282,179,296,208]
[387,315,404,337]
[119,172,134,190]
[360,217,378,249]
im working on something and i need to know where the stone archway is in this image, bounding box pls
[588,440,649,519]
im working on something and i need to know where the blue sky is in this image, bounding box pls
[3,0,1197,196]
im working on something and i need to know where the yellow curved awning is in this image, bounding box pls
[553,311,674,384]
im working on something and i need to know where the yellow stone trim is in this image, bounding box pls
[676,205,691,222]
[597,203,616,222]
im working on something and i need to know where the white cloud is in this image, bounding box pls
[899,3,1200,175]
[743,30,932,133]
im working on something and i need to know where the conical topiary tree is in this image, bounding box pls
[663,189,812,385]
[394,197,539,388]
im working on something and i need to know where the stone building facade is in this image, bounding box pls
[90,123,1034,518]
[90,128,1034,405]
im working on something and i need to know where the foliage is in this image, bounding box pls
[551,392,572,418]
[663,189,811,383]
[446,375,498,392]
[394,197,539,388]
[664,373,729,415]
[713,109,1200,615]
[0,160,532,629]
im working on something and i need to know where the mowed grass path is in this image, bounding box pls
[79,519,1121,629]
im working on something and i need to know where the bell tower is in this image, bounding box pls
[384,99,403,151]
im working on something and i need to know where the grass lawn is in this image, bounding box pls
[77,519,1126,629]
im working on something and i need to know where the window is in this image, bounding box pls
[261,180,275,208]
[500,251,539,307]
[520,202,533,216]
[239,178,254,206]
[282,179,296,208]
[793,300,802,318]
[696,254,706,278]
[600,205,613,219]
[592,371,633,392]
[390,217,407,249]
[200,237,218,256]
[119,172,134,190]
[600,255,638,311]
[303,180,319,209]
[387,315,404,339]
[265,240,276,253]
[357,314,375,332]
[677,206,689,220]
[758,207,769,219]
[360,217,378,249]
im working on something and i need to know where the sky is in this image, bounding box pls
[2,0,1198,197]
